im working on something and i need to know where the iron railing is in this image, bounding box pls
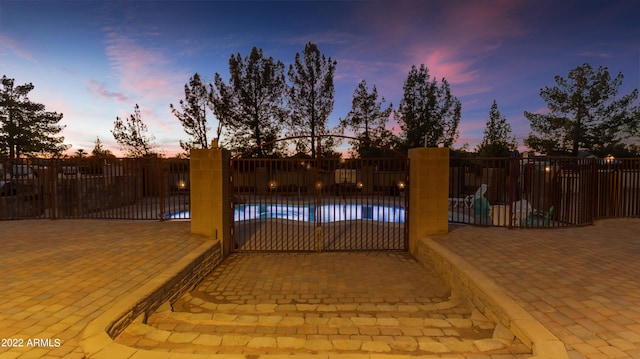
[3,156,638,229]
[449,157,640,227]
[0,157,190,220]
[230,157,408,251]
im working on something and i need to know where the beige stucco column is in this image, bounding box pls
[190,148,232,257]
[408,147,449,255]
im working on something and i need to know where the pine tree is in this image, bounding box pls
[170,73,212,153]
[396,65,461,152]
[90,137,115,158]
[0,75,68,158]
[525,63,639,156]
[477,100,517,157]
[212,47,287,157]
[287,42,337,158]
[111,104,157,157]
[339,80,395,158]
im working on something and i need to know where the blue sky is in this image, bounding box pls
[1,0,639,156]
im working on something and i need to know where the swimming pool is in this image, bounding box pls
[165,202,406,223]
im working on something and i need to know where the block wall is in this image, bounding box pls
[189,149,232,256]
[408,148,450,254]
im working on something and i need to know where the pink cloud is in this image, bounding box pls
[347,1,529,98]
[579,51,612,59]
[103,30,182,99]
[440,1,524,42]
[0,34,36,62]
[87,79,129,102]
[102,28,191,156]
[409,48,479,84]
[527,107,550,115]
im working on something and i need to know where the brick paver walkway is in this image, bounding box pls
[435,218,640,359]
[0,220,202,358]
[2,218,639,358]
[115,252,530,356]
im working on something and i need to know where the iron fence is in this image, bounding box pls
[3,155,638,229]
[0,157,190,220]
[449,157,640,228]
[231,157,408,251]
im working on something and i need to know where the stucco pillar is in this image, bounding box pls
[408,148,449,255]
[190,148,232,257]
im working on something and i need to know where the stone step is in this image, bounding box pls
[147,310,489,332]
[114,303,532,357]
[174,292,470,316]
[116,320,530,356]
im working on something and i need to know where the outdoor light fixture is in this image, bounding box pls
[397,181,406,190]
[269,180,277,190]
[315,181,323,190]
[357,181,364,189]
[178,180,187,189]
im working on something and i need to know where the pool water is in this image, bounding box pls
[165,202,405,223]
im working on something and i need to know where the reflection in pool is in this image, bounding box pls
[165,202,405,223]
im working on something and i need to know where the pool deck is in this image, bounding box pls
[1,218,639,358]
[0,220,205,358]
[435,218,640,359]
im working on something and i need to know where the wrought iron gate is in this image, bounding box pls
[230,139,409,252]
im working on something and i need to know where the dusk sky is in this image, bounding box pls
[1,0,639,157]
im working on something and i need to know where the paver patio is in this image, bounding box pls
[0,220,203,359]
[1,218,639,358]
[434,218,640,359]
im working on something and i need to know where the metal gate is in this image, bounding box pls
[230,140,409,252]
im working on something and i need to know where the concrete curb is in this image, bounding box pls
[416,236,569,359]
[80,238,222,358]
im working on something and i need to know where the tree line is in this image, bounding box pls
[1,43,639,159]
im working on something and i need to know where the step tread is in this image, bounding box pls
[116,322,531,356]
[175,293,468,314]
[148,310,488,330]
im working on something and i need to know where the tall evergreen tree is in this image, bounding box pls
[170,73,212,153]
[287,42,337,158]
[111,104,157,157]
[339,80,395,158]
[477,100,517,157]
[0,75,68,158]
[90,136,115,158]
[212,47,287,157]
[396,65,461,152]
[525,63,640,156]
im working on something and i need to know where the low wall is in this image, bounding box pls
[414,236,569,359]
[81,239,223,357]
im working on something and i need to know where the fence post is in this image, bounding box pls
[190,148,232,257]
[158,157,164,219]
[508,157,517,228]
[49,160,57,219]
[407,147,449,255]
